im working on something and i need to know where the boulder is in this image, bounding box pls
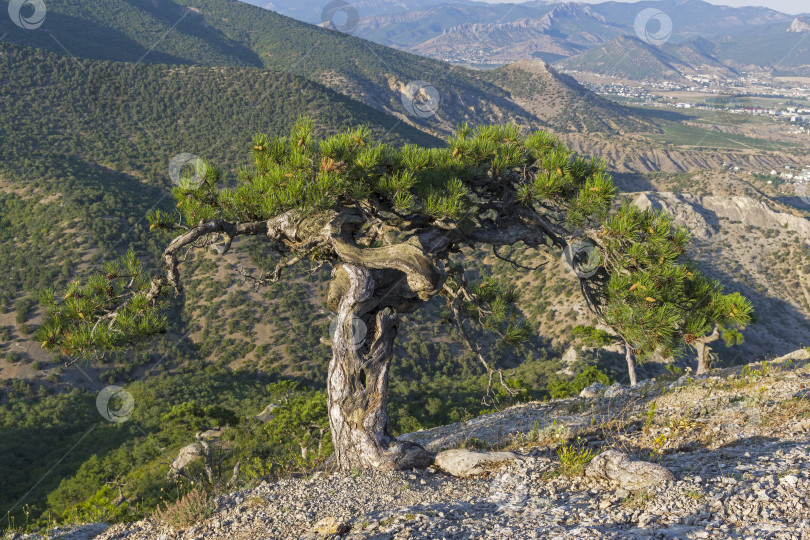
[435,449,518,477]
[311,516,350,536]
[168,441,208,478]
[254,403,279,423]
[580,382,607,399]
[604,383,627,398]
[585,450,674,490]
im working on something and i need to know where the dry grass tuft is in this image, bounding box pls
[153,487,217,530]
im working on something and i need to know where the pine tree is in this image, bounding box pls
[37,119,750,469]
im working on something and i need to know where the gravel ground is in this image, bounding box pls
[26,352,810,540]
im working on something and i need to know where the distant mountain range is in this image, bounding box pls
[243,0,809,76]
[0,0,650,135]
[560,16,810,79]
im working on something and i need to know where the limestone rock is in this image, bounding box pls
[255,403,280,423]
[435,449,518,477]
[604,383,627,398]
[558,347,580,376]
[311,516,350,536]
[580,382,607,399]
[789,17,810,33]
[585,450,675,490]
[168,441,208,478]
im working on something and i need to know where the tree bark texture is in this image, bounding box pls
[326,263,434,470]
[695,327,720,375]
[625,341,638,387]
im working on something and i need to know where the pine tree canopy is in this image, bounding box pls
[36,119,752,370]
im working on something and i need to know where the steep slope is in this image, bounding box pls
[632,191,810,358]
[558,34,752,82]
[0,0,540,136]
[0,42,440,308]
[84,356,810,540]
[556,35,691,82]
[712,17,810,76]
[481,59,654,134]
[661,37,739,80]
[409,3,624,65]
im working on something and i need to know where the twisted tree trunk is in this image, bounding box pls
[326,264,433,470]
[695,327,720,375]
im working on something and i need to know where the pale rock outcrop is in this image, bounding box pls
[788,17,810,33]
[435,449,518,477]
[254,403,279,423]
[168,441,209,479]
[632,192,810,241]
[580,381,607,398]
[585,449,675,490]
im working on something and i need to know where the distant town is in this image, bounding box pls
[567,71,810,134]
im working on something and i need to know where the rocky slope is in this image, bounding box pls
[561,134,809,174]
[39,349,810,540]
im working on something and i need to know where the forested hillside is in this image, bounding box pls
[0,42,439,308]
[0,0,647,135]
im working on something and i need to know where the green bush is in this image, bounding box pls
[547,366,612,399]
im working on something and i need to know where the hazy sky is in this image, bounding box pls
[477,0,806,15]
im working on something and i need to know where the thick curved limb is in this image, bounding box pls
[327,264,433,470]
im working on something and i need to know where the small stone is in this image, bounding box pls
[311,517,350,536]
[780,475,799,487]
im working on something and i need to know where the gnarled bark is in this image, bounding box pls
[695,327,720,375]
[326,264,434,470]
